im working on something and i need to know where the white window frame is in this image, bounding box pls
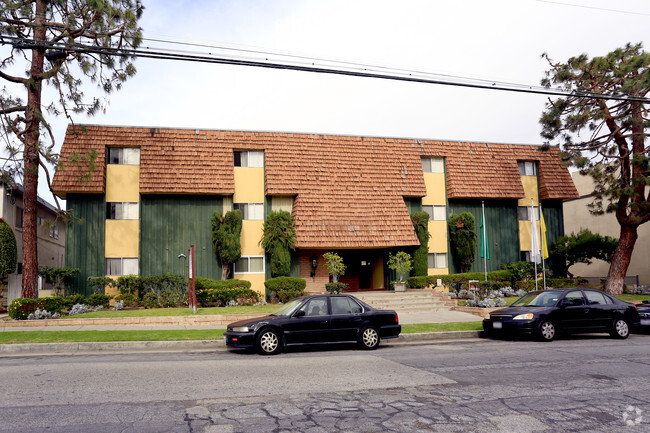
[234,150,264,168]
[106,202,140,220]
[428,253,448,269]
[49,225,59,240]
[234,203,264,220]
[422,205,447,221]
[108,147,140,165]
[422,157,444,174]
[234,256,265,274]
[105,257,139,276]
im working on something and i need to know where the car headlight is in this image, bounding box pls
[513,313,534,320]
[232,326,250,332]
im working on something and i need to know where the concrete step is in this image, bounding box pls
[353,290,458,313]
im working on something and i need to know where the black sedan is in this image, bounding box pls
[483,288,640,341]
[224,294,401,354]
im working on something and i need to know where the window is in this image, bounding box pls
[422,205,446,221]
[299,297,328,316]
[107,147,140,165]
[565,291,585,306]
[234,203,264,220]
[422,157,444,173]
[518,206,540,221]
[518,161,537,176]
[428,253,448,269]
[106,202,139,220]
[585,291,609,305]
[234,256,264,274]
[520,251,531,262]
[331,296,363,315]
[49,225,59,240]
[234,150,264,167]
[105,258,139,276]
[16,207,23,228]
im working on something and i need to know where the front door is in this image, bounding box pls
[556,290,590,331]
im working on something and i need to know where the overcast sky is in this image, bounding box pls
[26,0,650,202]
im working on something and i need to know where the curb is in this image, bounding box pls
[0,331,484,355]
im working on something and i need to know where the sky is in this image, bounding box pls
[8,0,650,204]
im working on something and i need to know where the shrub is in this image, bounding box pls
[69,303,89,316]
[196,287,260,307]
[448,212,477,273]
[407,270,512,289]
[114,293,139,308]
[140,273,187,308]
[260,210,296,277]
[8,298,40,320]
[411,211,431,276]
[88,294,112,308]
[116,275,143,296]
[87,276,115,294]
[323,252,346,283]
[38,266,80,296]
[325,282,348,294]
[387,251,413,282]
[264,277,306,301]
[0,219,17,275]
[64,294,88,308]
[194,277,251,291]
[39,296,66,314]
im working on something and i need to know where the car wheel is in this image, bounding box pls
[256,328,281,355]
[538,321,556,342]
[359,326,380,350]
[610,318,630,339]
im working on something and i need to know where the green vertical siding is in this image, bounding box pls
[65,194,105,296]
[140,195,223,279]
[541,200,564,250]
[447,199,520,274]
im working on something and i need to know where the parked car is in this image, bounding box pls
[224,294,401,355]
[637,301,650,332]
[483,288,640,342]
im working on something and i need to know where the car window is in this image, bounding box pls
[565,291,586,306]
[511,291,562,307]
[584,291,608,306]
[300,298,328,316]
[331,297,363,315]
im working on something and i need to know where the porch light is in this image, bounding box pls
[310,254,318,277]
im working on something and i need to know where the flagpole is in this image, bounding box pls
[540,203,546,290]
[531,199,538,291]
[482,201,488,281]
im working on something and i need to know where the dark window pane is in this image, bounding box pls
[233,151,242,167]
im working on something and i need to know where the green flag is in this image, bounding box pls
[480,212,490,259]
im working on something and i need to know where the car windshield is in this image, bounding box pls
[270,298,304,316]
[511,291,562,307]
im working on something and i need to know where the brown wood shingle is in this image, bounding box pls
[53,126,578,248]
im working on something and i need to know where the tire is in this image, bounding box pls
[359,326,380,350]
[256,328,282,355]
[610,318,630,339]
[538,321,556,342]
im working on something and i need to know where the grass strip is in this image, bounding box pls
[0,322,482,344]
[65,305,277,319]
[0,329,226,345]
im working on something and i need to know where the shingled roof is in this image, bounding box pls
[53,125,578,248]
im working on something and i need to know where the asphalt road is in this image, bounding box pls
[2,334,649,432]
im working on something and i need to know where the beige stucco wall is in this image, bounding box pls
[423,171,449,274]
[563,172,650,285]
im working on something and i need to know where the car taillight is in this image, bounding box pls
[395,313,399,324]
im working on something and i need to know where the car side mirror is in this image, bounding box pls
[294,310,305,318]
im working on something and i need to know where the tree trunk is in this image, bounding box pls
[21,0,47,299]
[221,262,230,280]
[604,224,638,296]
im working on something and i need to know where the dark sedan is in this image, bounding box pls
[224,294,401,354]
[483,288,640,341]
[637,301,650,332]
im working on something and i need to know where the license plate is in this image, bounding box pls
[641,319,650,326]
[493,322,502,329]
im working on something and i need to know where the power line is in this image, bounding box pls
[535,0,650,17]
[3,35,650,104]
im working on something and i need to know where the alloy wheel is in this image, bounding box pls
[361,327,379,349]
[613,319,629,339]
[259,330,279,354]
[539,321,555,341]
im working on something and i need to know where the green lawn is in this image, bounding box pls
[64,304,278,319]
[0,322,481,344]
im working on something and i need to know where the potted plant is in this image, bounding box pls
[387,251,413,292]
[323,252,348,293]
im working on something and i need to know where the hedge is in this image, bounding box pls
[194,277,252,291]
[196,287,260,307]
[265,277,307,302]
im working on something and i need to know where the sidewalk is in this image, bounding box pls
[0,310,485,355]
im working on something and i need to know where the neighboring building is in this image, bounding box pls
[563,171,649,286]
[52,125,578,297]
[0,184,66,309]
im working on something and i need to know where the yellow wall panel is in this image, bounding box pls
[519,220,541,251]
[371,257,385,289]
[428,221,448,252]
[241,220,264,255]
[105,220,139,257]
[422,173,446,205]
[518,176,539,206]
[234,273,266,296]
[428,268,449,276]
[106,165,140,202]
[234,167,265,202]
